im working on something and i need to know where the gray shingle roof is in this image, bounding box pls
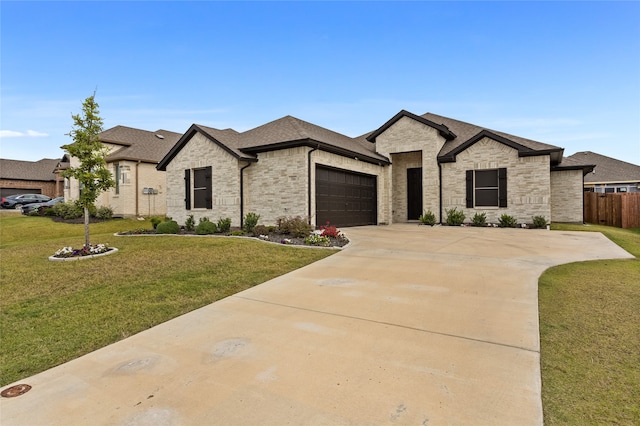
[0,158,63,181]
[567,151,640,183]
[159,110,599,170]
[159,115,389,170]
[100,126,182,164]
[421,113,562,156]
[238,116,389,163]
[194,125,253,160]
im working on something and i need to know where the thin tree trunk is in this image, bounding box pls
[84,206,90,249]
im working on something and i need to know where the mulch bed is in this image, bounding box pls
[117,228,349,248]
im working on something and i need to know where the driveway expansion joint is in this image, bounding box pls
[233,295,541,354]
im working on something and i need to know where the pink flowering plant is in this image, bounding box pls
[318,222,342,239]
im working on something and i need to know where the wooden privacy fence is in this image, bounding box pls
[584,192,640,228]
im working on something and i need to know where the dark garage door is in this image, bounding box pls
[0,188,42,198]
[316,166,377,227]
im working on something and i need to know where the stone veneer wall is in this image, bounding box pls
[374,116,446,223]
[165,133,242,226]
[63,156,81,202]
[390,151,422,223]
[244,147,387,227]
[244,147,308,226]
[441,137,551,224]
[550,169,584,223]
[95,161,167,217]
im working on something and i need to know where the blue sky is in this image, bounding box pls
[1,1,639,165]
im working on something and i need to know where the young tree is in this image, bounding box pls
[61,94,115,248]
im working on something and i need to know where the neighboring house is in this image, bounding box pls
[64,126,181,217]
[157,110,594,228]
[566,151,640,193]
[0,156,69,198]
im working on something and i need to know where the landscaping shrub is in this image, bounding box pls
[252,224,269,237]
[43,207,56,217]
[471,212,487,227]
[445,207,465,226]
[229,230,245,236]
[277,216,313,238]
[532,215,548,229]
[498,214,517,228]
[319,221,342,238]
[150,216,163,229]
[419,210,437,226]
[95,206,113,220]
[185,214,195,232]
[217,217,232,233]
[53,201,84,219]
[156,220,180,234]
[196,218,217,235]
[243,212,260,233]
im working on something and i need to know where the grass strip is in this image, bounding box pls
[540,224,640,424]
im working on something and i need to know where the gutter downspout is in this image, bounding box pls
[136,161,140,217]
[581,171,586,224]
[240,162,252,229]
[438,162,443,224]
[307,144,319,225]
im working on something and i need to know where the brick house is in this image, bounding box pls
[0,157,68,198]
[157,110,594,227]
[64,126,181,217]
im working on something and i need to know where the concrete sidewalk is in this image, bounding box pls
[1,225,633,425]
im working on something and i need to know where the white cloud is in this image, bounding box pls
[26,130,49,137]
[0,130,23,138]
[0,129,49,138]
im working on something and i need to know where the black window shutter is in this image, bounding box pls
[205,166,212,209]
[465,170,474,208]
[184,169,191,210]
[498,168,507,207]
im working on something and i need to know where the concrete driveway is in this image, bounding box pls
[1,225,632,425]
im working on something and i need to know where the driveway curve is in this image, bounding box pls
[1,225,632,425]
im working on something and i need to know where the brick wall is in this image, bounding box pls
[390,151,422,222]
[244,147,308,226]
[375,116,447,223]
[244,147,387,227]
[441,137,551,224]
[550,169,584,223]
[98,161,167,217]
[165,133,242,226]
[0,179,58,198]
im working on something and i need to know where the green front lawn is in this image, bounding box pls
[0,215,335,386]
[540,224,640,424]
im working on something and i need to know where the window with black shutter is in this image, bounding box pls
[475,170,499,206]
[192,167,212,209]
[184,169,191,210]
[466,168,507,208]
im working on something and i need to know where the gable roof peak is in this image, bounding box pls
[366,110,457,143]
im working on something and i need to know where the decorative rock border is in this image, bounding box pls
[48,248,119,262]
